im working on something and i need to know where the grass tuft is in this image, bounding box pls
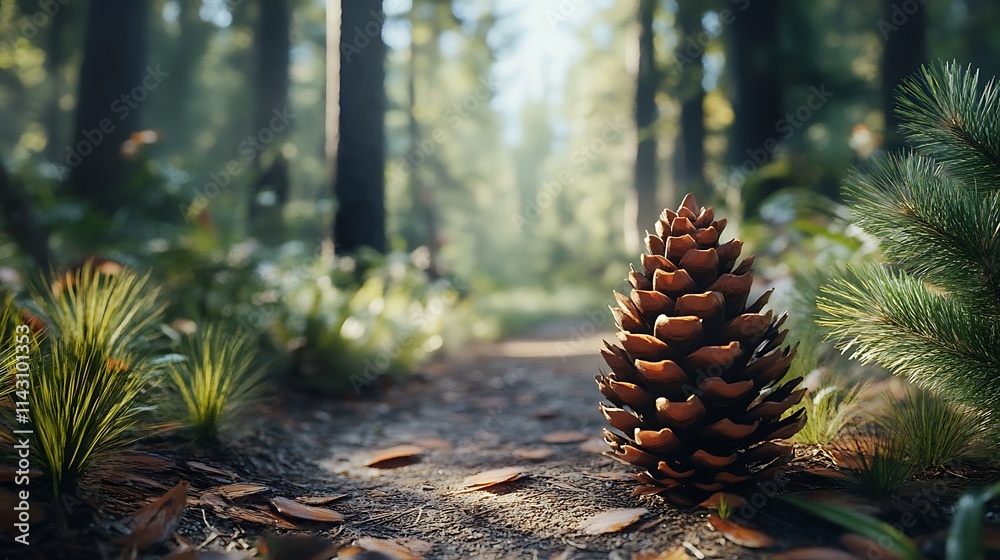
[837,427,918,499]
[167,325,266,442]
[792,383,866,446]
[882,387,989,470]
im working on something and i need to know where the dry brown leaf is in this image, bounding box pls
[119,480,189,551]
[343,537,431,559]
[631,549,690,560]
[578,438,609,454]
[257,534,338,560]
[212,483,268,500]
[542,430,590,444]
[363,444,425,467]
[771,548,859,560]
[513,447,554,461]
[198,492,227,508]
[577,508,648,535]
[534,406,559,419]
[270,497,344,523]
[460,466,527,490]
[698,492,746,510]
[708,513,775,549]
[186,461,238,480]
[226,506,298,529]
[295,494,348,505]
[840,534,904,560]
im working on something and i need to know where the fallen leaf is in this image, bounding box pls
[212,483,268,500]
[708,513,775,548]
[270,497,344,523]
[579,438,609,454]
[839,534,904,560]
[631,549,690,560]
[698,492,746,510]
[363,445,425,468]
[410,437,452,450]
[258,534,338,560]
[534,406,559,419]
[513,447,554,461]
[186,461,238,481]
[771,548,859,560]
[543,430,590,444]
[577,508,648,535]
[296,494,348,505]
[119,481,189,551]
[198,492,227,508]
[461,466,527,490]
[339,537,430,559]
[227,506,298,529]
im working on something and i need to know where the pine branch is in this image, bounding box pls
[818,264,1000,416]
[846,154,1000,318]
[896,61,1000,190]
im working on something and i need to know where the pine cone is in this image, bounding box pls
[597,193,806,505]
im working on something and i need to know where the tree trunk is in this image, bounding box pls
[44,3,69,162]
[161,0,215,156]
[248,0,292,242]
[673,3,707,202]
[326,0,341,187]
[628,0,659,249]
[881,0,927,151]
[0,159,54,271]
[408,6,440,276]
[69,0,149,215]
[333,0,387,254]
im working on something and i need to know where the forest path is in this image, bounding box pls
[221,320,766,560]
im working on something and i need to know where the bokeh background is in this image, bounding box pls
[0,0,993,390]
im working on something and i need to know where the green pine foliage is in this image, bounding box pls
[167,325,266,443]
[818,61,1000,420]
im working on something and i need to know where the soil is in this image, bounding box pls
[5,321,996,559]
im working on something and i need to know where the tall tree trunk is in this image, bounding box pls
[326,0,341,190]
[673,3,707,202]
[333,0,387,254]
[408,6,440,276]
[881,0,927,151]
[248,0,292,242]
[0,159,54,271]
[628,0,659,250]
[726,0,784,218]
[161,0,215,156]
[69,0,149,215]
[44,4,68,162]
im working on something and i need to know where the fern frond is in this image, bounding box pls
[817,264,1000,415]
[897,61,1000,189]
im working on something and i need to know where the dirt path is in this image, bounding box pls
[215,321,764,559]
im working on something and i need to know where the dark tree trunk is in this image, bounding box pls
[727,0,784,167]
[881,0,927,151]
[69,0,150,215]
[629,0,659,248]
[333,0,387,254]
[673,3,707,202]
[44,3,69,162]
[0,159,54,271]
[248,0,292,241]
